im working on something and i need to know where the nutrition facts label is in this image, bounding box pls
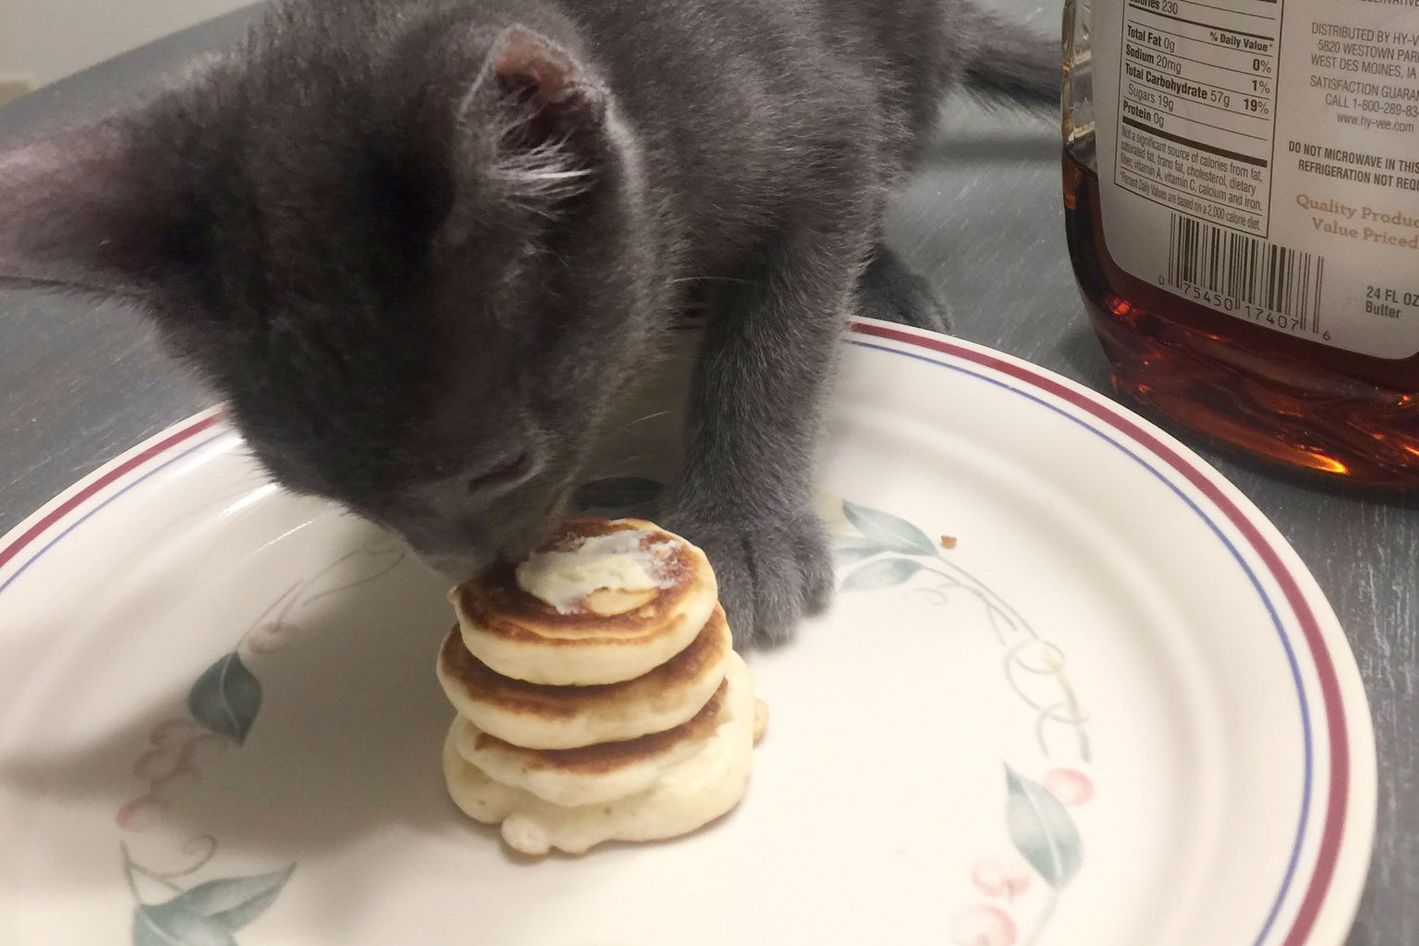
[1095,0,1419,359]
[1113,0,1282,237]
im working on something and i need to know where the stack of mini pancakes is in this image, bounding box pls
[437,518,766,855]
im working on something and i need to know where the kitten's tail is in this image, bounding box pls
[958,3,1061,110]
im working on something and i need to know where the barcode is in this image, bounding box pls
[1167,215,1325,333]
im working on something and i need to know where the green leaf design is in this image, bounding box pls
[171,866,295,932]
[132,866,294,945]
[1005,765,1083,889]
[841,557,923,591]
[133,902,236,946]
[188,653,262,745]
[572,477,664,513]
[842,501,938,556]
[832,537,882,565]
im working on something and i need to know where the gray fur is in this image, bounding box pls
[0,0,1056,645]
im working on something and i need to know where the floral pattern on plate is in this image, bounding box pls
[831,499,1092,946]
[115,546,405,945]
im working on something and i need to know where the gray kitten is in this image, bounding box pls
[0,0,1056,645]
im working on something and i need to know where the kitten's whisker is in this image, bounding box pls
[668,275,757,287]
[618,410,671,431]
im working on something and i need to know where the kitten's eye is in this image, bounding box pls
[466,449,535,495]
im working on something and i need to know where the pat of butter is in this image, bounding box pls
[516,530,669,614]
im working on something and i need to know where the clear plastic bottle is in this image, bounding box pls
[1062,0,1419,488]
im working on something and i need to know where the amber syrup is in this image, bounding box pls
[1063,150,1419,490]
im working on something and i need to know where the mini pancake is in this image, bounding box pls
[451,519,718,685]
[451,678,728,807]
[436,605,732,749]
[443,653,758,856]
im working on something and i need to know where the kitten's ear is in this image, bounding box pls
[460,26,608,207]
[0,120,205,303]
[485,26,606,143]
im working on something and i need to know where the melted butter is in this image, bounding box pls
[515,530,673,614]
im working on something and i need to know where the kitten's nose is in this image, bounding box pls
[420,549,495,584]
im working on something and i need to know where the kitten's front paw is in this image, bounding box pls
[663,505,833,648]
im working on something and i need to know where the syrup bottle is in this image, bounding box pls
[1062,0,1419,488]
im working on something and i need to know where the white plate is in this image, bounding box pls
[0,320,1375,946]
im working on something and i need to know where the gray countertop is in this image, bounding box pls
[0,3,1413,943]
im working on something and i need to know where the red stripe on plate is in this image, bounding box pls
[851,321,1347,946]
[0,413,225,573]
